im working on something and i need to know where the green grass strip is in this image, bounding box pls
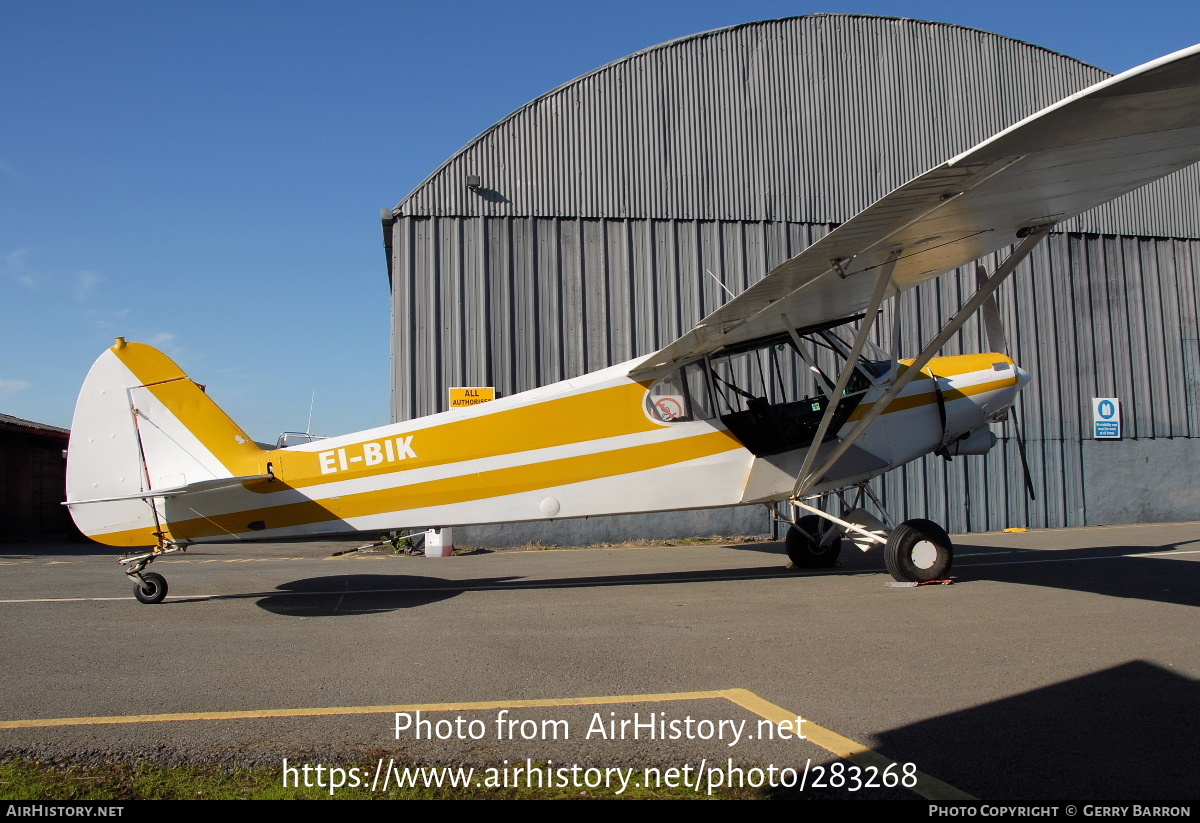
[0,759,761,800]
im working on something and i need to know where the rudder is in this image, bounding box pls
[66,338,266,546]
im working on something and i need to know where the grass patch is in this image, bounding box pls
[0,759,761,800]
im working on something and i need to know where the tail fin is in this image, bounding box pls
[66,338,267,546]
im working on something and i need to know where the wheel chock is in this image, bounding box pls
[885,579,954,587]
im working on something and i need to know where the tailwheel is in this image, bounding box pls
[786,515,843,568]
[120,540,186,604]
[884,519,953,582]
[133,572,168,604]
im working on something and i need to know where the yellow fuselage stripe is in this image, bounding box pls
[848,374,1016,422]
[268,381,662,491]
[98,429,743,543]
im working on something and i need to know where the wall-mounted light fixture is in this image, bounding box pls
[466,174,481,191]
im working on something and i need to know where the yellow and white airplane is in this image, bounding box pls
[67,43,1200,602]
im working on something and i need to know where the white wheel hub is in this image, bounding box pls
[911,540,938,569]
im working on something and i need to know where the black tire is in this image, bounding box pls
[133,572,168,604]
[884,519,953,582]
[786,515,843,568]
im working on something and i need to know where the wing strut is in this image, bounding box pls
[792,252,899,492]
[793,226,1051,496]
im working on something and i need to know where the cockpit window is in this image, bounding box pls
[645,361,716,423]
[705,328,878,456]
[643,324,880,442]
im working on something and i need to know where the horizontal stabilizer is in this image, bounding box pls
[66,475,272,506]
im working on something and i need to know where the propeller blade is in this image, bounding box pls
[1009,405,1036,501]
[977,266,1033,500]
[977,265,1008,355]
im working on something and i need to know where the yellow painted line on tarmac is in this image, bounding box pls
[720,688,975,800]
[0,691,722,728]
[0,688,972,800]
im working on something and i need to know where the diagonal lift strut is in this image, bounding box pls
[792,225,1051,499]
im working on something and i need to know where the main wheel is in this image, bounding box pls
[786,515,843,568]
[133,572,168,604]
[884,519,953,582]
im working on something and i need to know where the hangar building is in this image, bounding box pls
[0,413,71,542]
[383,15,1200,544]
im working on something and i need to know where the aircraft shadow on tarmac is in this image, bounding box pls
[696,537,1200,609]
[854,660,1198,802]
[252,566,808,617]
[950,543,1200,609]
[254,574,512,616]
[249,539,1199,616]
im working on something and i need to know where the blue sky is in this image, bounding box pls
[2,0,1196,441]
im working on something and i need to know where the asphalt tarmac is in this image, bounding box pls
[1,522,1197,801]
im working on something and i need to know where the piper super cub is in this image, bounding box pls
[65,43,1200,603]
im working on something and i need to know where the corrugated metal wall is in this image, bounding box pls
[877,234,1200,532]
[389,15,1200,538]
[392,216,1200,533]
[392,217,833,413]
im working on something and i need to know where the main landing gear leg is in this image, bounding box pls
[775,485,955,582]
[120,537,187,604]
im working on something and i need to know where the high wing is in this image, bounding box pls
[631,43,1200,378]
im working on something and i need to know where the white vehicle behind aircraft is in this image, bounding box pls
[66,43,1200,603]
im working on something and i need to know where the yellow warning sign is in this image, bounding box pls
[449,387,496,408]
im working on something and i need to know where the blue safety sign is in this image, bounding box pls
[1092,398,1121,439]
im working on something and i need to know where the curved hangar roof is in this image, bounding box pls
[395,14,1200,238]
